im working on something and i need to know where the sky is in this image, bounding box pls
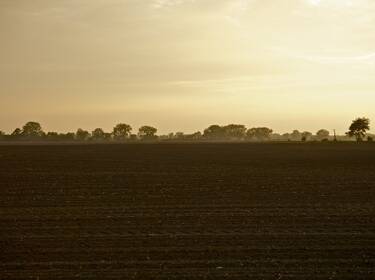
[1,0,375,134]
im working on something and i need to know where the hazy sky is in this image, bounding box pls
[1,0,374,134]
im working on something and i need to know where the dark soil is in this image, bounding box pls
[1,143,375,279]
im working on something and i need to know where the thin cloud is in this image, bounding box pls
[151,0,195,9]
[301,53,375,65]
[276,48,375,65]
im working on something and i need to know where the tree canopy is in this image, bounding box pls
[203,125,223,139]
[316,129,330,140]
[21,122,44,138]
[247,127,273,141]
[91,128,106,141]
[113,123,132,140]
[347,117,370,142]
[138,126,158,140]
[76,129,90,141]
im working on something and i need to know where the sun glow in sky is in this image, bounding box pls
[1,0,374,134]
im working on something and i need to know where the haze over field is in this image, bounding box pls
[1,0,374,133]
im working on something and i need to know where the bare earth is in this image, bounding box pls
[1,143,375,279]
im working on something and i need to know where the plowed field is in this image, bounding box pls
[1,143,375,279]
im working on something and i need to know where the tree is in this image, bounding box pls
[347,117,370,142]
[11,128,22,140]
[203,125,224,139]
[270,133,282,141]
[282,133,291,141]
[103,132,112,141]
[223,124,247,140]
[316,129,330,141]
[190,131,202,140]
[301,131,313,142]
[59,132,75,141]
[113,123,132,141]
[138,126,157,140]
[290,130,302,141]
[168,133,174,140]
[12,128,22,135]
[175,132,185,140]
[21,122,44,138]
[247,127,273,141]
[76,128,90,141]
[46,132,59,141]
[91,128,106,141]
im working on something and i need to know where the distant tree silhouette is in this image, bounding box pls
[270,133,282,141]
[175,132,185,140]
[222,124,247,140]
[46,132,59,141]
[11,128,22,139]
[316,129,330,141]
[301,131,313,142]
[190,131,202,140]
[91,128,106,141]
[172,131,203,141]
[203,125,223,139]
[4,119,370,143]
[76,128,90,141]
[21,122,44,139]
[113,123,132,141]
[281,133,290,141]
[103,132,112,141]
[45,132,76,141]
[138,126,157,140]
[290,130,302,141]
[59,132,75,141]
[167,133,174,139]
[347,117,370,142]
[247,127,273,141]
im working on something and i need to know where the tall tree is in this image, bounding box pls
[113,123,132,141]
[21,122,44,138]
[138,126,158,140]
[223,124,247,140]
[347,117,370,142]
[203,125,224,139]
[76,129,90,141]
[247,127,273,141]
[91,128,106,141]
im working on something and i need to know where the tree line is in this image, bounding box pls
[0,117,371,142]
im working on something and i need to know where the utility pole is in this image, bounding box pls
[333,129,337,142]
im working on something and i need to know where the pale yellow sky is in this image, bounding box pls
[1,0,374,134]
